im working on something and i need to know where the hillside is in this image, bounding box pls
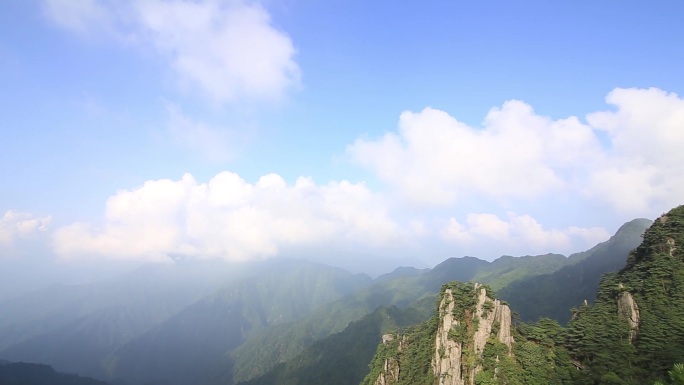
[361,205,684,385]
[103,260,371,385]
[566,206,684,383]
[0,218,650,385]
[233,305,430,385]
[0,260,370,385]
[225,253,570,383]
[498,218,651,323]
[228,219,648,384]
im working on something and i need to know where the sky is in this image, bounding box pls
[1,0,684,279]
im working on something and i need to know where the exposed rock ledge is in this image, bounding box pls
[432,284,513,385]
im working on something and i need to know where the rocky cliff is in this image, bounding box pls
[432,284,513,385]
[362,282,514,385]
[616,288,640,342]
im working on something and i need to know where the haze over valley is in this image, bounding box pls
[1,1,684,384]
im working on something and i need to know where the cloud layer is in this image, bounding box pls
[349,101,598,205]
[0,211,51,247]
[43,0,299,104]
[53,172,400,262]
[38,87,684,264]
[349,87,684,216]
[441,213,609,256]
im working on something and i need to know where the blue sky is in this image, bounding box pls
[1,0,684,275]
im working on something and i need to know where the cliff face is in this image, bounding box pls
[363,282,514,385]
[616,289,640,342]
[373,356,399,385]
[432,287,462,385]
[432,284,513,385]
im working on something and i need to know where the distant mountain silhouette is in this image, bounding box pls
[0,361,109,385]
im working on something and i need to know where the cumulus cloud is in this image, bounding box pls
[441,212,610,257]
[42,87,684,264]
[349,87,684,217]
[0,211,51,247]
[53,172,401,262]
[42,0,299,104]
[348,101,600,205]
[586,88,684,213]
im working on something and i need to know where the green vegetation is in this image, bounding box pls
[565,206,684,384]
[471,254,568,291]
[236,306,428,385]
[655,363,684,385]
[361,316,438,385]
[360,206,684,385]
[498,218,651,323]
[0,217,651,385]
[231,254,571,383]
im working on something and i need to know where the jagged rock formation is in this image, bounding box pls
[363,282,514,385]
[373,333,404,385]
[432,284,513,385]
[432,287,462,385]
[382,334,395,344]
[373,357,400,385]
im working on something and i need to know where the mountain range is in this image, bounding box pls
[0,217,652,385]
[361,205,684,385]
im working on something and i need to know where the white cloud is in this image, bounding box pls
[586,88,684,213]
[441,212,610,257]
[43,0,299,104]
[349,87,684,217]
[0,211,51,247]
[39,87,684,264]
[53,172,401,262]
[52,166,615,263]
[348,101,600,205]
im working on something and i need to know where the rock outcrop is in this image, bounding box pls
[373,357,400,385]
[617,290,640,342]
[432,288,463,385]
[432,284,513,385]
[364,282,514,385]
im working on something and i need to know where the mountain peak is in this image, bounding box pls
[614,217,654,238]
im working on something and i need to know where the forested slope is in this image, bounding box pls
[361,205,684,385]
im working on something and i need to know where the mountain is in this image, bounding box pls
[0,218,651,385]
[565,206,684,383]
[225,256,492,383]
[233,304,431,385]
[228,222,648,384]
[102,260,371,385]
[0,361,110,385]
[361,205,684,385]
[375,266,430,283]
[0,260,254,379]
[498,218,652,323]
